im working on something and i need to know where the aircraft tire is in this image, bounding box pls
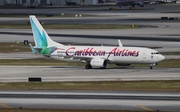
[100,67,106,69]
[85,65,92,69]
[149,66,153,69]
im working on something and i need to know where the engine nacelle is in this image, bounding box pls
[138,2,144,7]
[90,58,108,67]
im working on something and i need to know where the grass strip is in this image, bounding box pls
[161,52,180,55]
[0,59,180,68]
[0,80,180,91]
[0,59,84,66]
[133,59,180,68]
[0,24,134,29]
[0,108,152,112]
[0,42,31,52]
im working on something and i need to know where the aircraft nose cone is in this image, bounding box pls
[160,55,165,61]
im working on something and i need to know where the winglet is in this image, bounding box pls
[118,39,123,47]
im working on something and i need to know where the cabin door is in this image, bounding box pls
[142,51,146,62]
[142,50,150,62]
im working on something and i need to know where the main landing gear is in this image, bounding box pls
[129,5,135,10]
[85,64,92,69]
[85,65,106,69]
[85,61,92,69]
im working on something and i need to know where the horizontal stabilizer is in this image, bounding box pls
[29,44,39,54]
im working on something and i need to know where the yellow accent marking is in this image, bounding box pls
[0,102,11,108]
[137,105,153,111]
[116,78,121,81]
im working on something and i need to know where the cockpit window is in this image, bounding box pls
[151,52,160,54]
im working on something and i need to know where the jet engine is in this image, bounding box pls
[137,2,144,7]
[90,58,108,67]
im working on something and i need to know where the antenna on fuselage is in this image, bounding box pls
[118,39,123,47]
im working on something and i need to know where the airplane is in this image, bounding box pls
[115,0,151,8]
[29,15,165,69]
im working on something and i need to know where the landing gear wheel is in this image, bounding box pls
[129,5,135,10]
[149,66,153,69]
[100,67,106,69]
[85,65,92,69]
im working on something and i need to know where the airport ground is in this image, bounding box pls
[0,4,180,111]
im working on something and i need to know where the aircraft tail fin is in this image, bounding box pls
[29,15,64,48]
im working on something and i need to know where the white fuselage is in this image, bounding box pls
[29,15,165,69]
[50,46,165,64]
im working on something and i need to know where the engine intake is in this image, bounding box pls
[138,2,144,7]
[90,58,108,67]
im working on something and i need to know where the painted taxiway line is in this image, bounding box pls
[137,105,153,111]
[0,102,11,108]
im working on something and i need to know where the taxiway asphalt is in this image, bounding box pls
[0,66,179,82]
[0,90,179,111]
[0,5,180,52]
[0,4,180,15]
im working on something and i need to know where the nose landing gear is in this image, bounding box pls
[148,63,157,69]
[149,66,153,69]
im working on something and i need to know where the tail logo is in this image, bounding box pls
[30,18,48,48]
